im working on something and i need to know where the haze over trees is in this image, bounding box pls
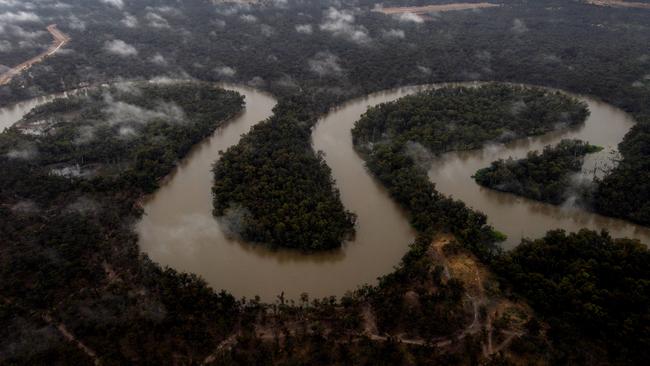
[474,139,602,205]
[0,0,649,364]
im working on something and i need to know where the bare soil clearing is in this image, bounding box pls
[375,2,500,17]
[0,24,70,86]
[586,0,650,9]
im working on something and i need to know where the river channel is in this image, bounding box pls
[2,83,649,301]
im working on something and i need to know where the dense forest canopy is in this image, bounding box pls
[353,84,589,153]
[474,139,602,205]
[1,0,650,364]
[212,96,356,250]
[494,229,650,364]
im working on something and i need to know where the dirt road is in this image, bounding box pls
[586,0,650,9]
[375,2,500,16]
[0,24,70,86]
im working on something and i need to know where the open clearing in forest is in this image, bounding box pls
[586,0,650,9]
[0,24,70,86]
[375,2,500,18]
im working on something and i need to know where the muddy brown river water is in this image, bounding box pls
[2,83,649,301]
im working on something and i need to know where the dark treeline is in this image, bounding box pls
[474,139,602,205]
[595,120,650,225]
[494,229,650,365]
[212,96,356,250]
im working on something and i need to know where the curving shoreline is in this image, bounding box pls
[2,82,648,302]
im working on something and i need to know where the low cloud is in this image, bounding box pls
[295,24,313,34]
[150,53,168,66]
[145,12,169,28]
[382,28,405,40]
[121,13,138,28]
[100,0,124,10]
[0,11,40,23]
[320,7,370,45]
[0,40,12,52]
[396,12,424,23]
[512,18,528,34]
[308,51,343,77]
[104,39,137,56]
[240,14,257,23]
[6,145,37,160]
[260,24,274,37]
[103,94,186,126]
[214,66,236,78]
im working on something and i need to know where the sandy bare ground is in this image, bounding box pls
[586,0,650,9]
[0,24,70,86]
[375,2,500,16]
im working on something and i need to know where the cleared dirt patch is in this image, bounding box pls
[586,0,650,9]
[0,24,70,86]
[375,2,500,17]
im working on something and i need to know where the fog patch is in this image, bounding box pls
[149,53,168,66]
[561,172,595,209]
[6,145,37,160]
[308,51,343,77]
[145,12,169,28]
[512,18,528,34]
[104,39,137,57]
[215,65,236,78]
[0,11,40,24]
[382,28,405,40]
[99,0,123,10]
[295,23,313,34]
[121,13,138,28]
[247,76,265,88]
[65,196,101,215]
[240,14,257,23]
[417,65,432,75]
[11,200,39,213]
[0,40,11,51]
[260,24,275,37]
[396,12,424,23]
[74,125,95,145]
[217,204,252,240]
[404,140,434,170]
[103,94,187,126]
[320,7,370,45]
[113,81,142,96]
[275,74,300,90]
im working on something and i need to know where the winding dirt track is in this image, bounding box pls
[0,24,70,86]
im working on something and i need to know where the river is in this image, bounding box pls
[2,83,649,302]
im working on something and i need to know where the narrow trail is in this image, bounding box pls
[42,313,102,365]
[0,24,70,86]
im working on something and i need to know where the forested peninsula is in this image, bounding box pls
[353,84,589,154]
[474,139,602,205]
[212,96,356,250]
